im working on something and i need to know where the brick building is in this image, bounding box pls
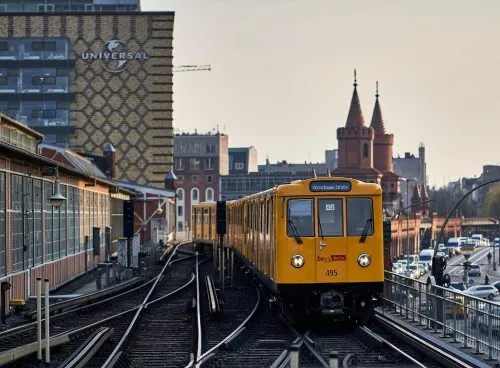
[0,113,133,305]
[332,76,400,215]
[173,132,228,231]
[0,6,174,188]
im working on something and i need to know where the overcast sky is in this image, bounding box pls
[142,0,500,187]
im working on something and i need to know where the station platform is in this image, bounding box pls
[376,307,499,367]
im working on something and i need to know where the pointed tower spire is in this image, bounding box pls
[345,69,365,127]
[370,81,386,135]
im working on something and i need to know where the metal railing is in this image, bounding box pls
[382,271,500,361]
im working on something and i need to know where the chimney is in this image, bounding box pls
[103,143,116,178]
[165,170,177,191]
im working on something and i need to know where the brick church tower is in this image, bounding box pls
[370,82,400,215]
[332,72,400,215]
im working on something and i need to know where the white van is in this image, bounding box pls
[447,237,462,255]
[471,234,483,246]
[419,248,434,263]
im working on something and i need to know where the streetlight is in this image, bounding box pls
[400,177,418,274]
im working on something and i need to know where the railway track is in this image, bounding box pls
[0,242,195,367]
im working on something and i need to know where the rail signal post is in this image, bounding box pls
[216,201,230,290]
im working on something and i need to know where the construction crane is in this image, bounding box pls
[173,65,211,72]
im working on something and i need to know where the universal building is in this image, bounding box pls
[0,1,174,188]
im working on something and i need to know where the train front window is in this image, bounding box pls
[346,198,373,237]
[287,199,314,240]
[318,198,343,237]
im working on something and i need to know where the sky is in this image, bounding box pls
[142,0,500,188]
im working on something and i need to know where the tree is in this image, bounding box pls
[428,186,478,217]
[482,184,500,218]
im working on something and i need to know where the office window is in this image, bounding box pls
[11,174,24,271]
[205,187,214,202]
[44,181,53,261]
[191,188,199,202]
[33,178,42,265]
[205,157,214,170]
[177,206,183,217]
[176,188,184,201]
[206,175,213,184]
[190,158,200,170]
[174,158,184,171]
[235,162,244,170]
[177,175,184,184]
[0,172,5,276]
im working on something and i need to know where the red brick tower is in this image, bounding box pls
[369,82,399,215]
[332,71,382,184]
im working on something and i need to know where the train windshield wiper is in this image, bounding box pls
[359,218,373,243]
[318,218,324,240]
[288,219,303,244]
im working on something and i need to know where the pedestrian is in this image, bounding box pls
[485,274,490,285]
[487,252,492,264]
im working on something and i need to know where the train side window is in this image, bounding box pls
[318,198,343,236]
[287,199,314,237]
[346,198,373,236]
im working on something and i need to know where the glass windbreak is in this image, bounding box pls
[346,198,373,236]
[287,199,314,237]
[317,198,343,236]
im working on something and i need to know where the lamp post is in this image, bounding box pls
[400,177,417,273]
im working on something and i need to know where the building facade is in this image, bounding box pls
[0,113,133,305]
[393,143,428,208]
[0,9,174,187]
[0,0,141,13]
[228,147,257,174]
[173,132,228,231]
[332,75,400,215]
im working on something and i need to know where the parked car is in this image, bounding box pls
[450,282,466,292]
[492,281,500,292]
[418,261,431,272]
[406,264,422,279]
[392,263,404,275]
[463,285,499,300]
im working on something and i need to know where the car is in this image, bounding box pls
[417,261,428,275]
[392,263,404,275]
[492,281,500,292]
[468,264,481,277]
[406,264,422,279]
[463,285,499,300]
[450,282,466,291]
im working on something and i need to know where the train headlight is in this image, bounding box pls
[357,253,371,267]
[291,255,305,268]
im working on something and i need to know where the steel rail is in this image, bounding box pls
[0,249,184,342]
[302,331,331,368]
[193,285,261,367]
[195,252,203,363]
[375,313,480,368]
[359,325,425,367]
[100,241,185,368]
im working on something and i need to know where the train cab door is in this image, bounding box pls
[315,198,347,283]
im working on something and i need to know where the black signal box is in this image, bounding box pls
[123,200,134,238]
[216,201,226,235]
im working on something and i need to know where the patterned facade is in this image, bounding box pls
[0,12,174,188]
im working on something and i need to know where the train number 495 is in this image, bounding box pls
[326,269,338,276]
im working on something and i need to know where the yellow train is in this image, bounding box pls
[192,177,384,323]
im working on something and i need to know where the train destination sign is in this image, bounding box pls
[309,181,352,192]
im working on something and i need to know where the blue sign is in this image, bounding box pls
[309,181,352,192]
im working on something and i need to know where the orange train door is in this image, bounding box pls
[315,198,347,283]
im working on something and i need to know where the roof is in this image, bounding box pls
[0,112,44,140]
[258,163,328,174]
[39,143,107,179]
[370,94,386,135]
[112,179,175,198]
[0,140,134,195]
[345,84,365,127]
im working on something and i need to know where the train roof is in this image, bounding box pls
[230,176,382,202]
